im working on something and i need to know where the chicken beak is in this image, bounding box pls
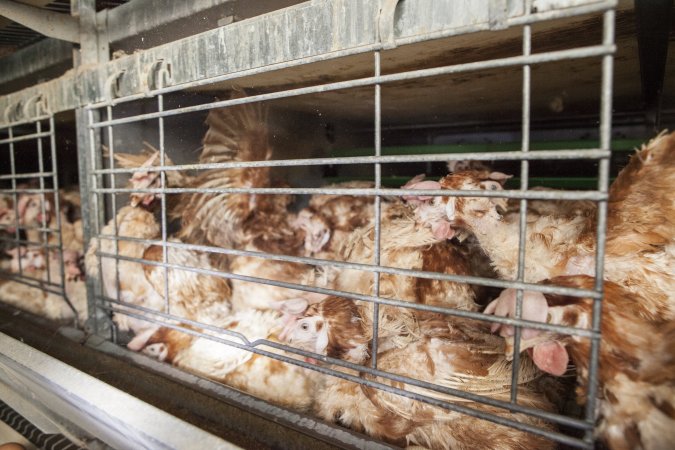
[130,194,141,207]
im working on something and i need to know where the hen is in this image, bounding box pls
[137,307,317,411]
[292,181,379,259]
[324,201,479,351]
[407,170,589,283]
[0,247,87,322]
[17,191,83,253]
[106,142,193,212]
[84,204,232,349]
[284,296,556,449]
[576,131,675,321]
[486,275,675,450]
[169,100,321,313]
[408,132,675,319]
[0,202,18,270]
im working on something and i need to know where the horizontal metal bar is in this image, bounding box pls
[0,234,61,249]
[98,299,593,440]
[95,249,599,338]
[88,44,614,125]
[0,224,59,234]
[86,41,381,110]
[0,130,51,144]
[0,221,56,234]
[97,233,602,299]
[0,188,57,194]
[92,184,608,202]
[0,115,51,131]
[0,171,55,180]
[58,328,395,450]
[93,149,611,177]
[0,271,65,294]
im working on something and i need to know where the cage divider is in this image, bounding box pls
[371,50,382,369]
[583,8,615,445]
[36,119,52,285]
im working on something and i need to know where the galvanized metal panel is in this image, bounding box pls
[0,0,610,125]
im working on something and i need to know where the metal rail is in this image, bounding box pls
[96,300,593,442]
[94,233,602,298]
[0,0,619,124]
[89,185,609,202]
[95,248,599,339]
[90,148,612,176]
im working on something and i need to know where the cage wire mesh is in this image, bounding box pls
[0,1,622,449]
[79,4,616,448]
[0,102,82,325]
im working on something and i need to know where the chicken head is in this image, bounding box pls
[405,171,511,239]
[292,209,331,254]
[0,208,17,233]
[402,174,456,240]
[284,314,329,356]
[7,246,46,273]
[18,193,52,227]
[129,152,161,207]
[440,171,510,226]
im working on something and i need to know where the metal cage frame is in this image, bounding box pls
[0,104,78,321]
[0,1,619,448]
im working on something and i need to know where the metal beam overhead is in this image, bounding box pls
[0,0,79,42]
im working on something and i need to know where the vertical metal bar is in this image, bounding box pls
[35,120,52,285]
[83,107,103,335]
[88,109,101,334]
[8,127,22,277]
[158,91,170,315]
[49,116,77,322]
[510,22,532,404]
[106,106,122,313]
[75,0,112,337]
[370,51,382,369]
[584,9,614,445]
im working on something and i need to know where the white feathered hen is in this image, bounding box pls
[139,307,317,411]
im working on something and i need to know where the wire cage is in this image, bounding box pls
[73,2,616,449]
[0,102,84,326]
[3,0,672,449]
